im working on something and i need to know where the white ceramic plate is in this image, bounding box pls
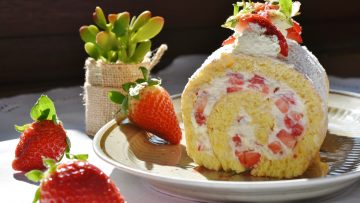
[93,91,360,202]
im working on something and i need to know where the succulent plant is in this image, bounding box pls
[79,7,164,64]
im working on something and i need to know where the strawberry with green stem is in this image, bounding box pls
[109,67,182,144]
[12,95,86,172]
[26,158,124,203]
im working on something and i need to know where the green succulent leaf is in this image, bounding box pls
[96,31,116,52]
[93,7,108,30]
[85,42,100,59]
[131,16,164,42]
[79,26,97,43]
[14,124,30,133]
[130,40,151,63]
[279,0,292,18]
[88,25,99,35]
[130,16,137,27]
[131,11,151,31]
[25,170,44,182]
[122,82,136,92]
[108,50,118,62]
[108,91,125,104]
[113,12,130,37]
[108,14,118,24]
[30,95,58,123]
[127,43,137,58]
[118,49,128,63]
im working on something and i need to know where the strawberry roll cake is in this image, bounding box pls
[181,0,329,178]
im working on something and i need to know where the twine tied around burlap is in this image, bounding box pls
[84,44,168,135]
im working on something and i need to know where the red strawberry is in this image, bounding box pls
[26,159,124,203]
[12,95,68,172]
[236,150,261,168]
[222,35,236,46]
[287,20,303,43]
[275,97,289,113]
[12,121,67,172]
[276,129,296,149]
[109,67,182,144]
[240,15,288,57]
[268,141,282,154]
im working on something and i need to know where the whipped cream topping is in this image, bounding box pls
[233,23,280,57]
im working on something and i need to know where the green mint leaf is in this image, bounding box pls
[14,124,30,133]
[139,67,149,81]
[25,170,44,182]
[279,0,292,18]
[73,154,89,161]
[32,188,41,203]
[122,82,136,92]
[108,91,125,104]
[30,95,58,123]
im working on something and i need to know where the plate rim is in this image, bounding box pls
[93,90,360,190]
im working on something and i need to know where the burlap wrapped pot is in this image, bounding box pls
[84,44,167,135]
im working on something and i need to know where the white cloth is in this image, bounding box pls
[2,55,360,202]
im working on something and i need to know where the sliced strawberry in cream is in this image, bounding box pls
[275,97,289,113]
[291,123,304,136]
[276,129,296,149]
[236,150,261,168]
[289,111,303,121]
[249,74,265,85]
[232,134,242,146]
[228,74,245,85]
[268,141,282,154]
[227,86,243,93]
[284,115,295,129]
[194,90,208,125]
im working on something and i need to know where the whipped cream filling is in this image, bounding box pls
[192,72,306,160]
[233,23,280,57]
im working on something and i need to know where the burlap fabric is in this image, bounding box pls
[84,44,167,135]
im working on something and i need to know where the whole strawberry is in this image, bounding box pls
[109,67,182,144]
[26,159,124,203]
[12,95,69,172]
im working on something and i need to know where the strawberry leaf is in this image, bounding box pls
[73,154,89,161]
[122,82,136,92]
[140,66,149,81]
[147,78,161,86]
[30,95,58,124]
[108,91,125,104]
[14,124,30,133]
[25,170,44,182]
[32,188,40,203]
[136,79,146,84]
[121,97,129,113]
[279,0,292,18]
